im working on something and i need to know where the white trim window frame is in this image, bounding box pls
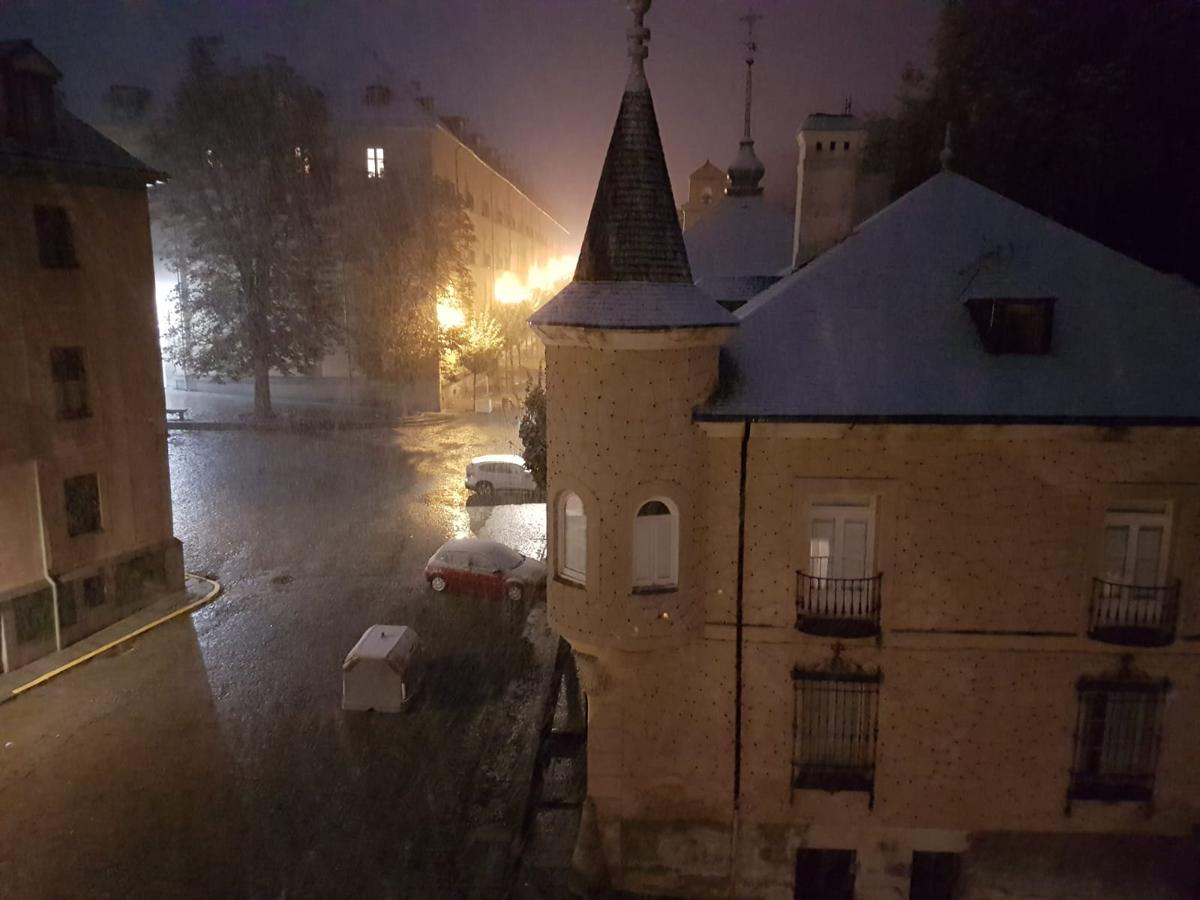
[1102,502,1171,589]
[366,146,385,178]
[807,497,876,582]
[559,492,586,585]
[632,498,679,590]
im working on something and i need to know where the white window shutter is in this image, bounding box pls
[633,518,653,586]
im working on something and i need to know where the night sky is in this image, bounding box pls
[0,0,940,241]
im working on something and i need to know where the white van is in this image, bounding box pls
[465,454,537,496]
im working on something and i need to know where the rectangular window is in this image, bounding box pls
[14,589,54,645]
[1102,503,1170,587]
[1069,678,1167,803]
[808,498,875,580]
[965,297,1055,354]
[34,205,78,269]
[793,669,880,794]
[83,574,107,608]
[366,147,384,177]
[50,347,90,419]
[795,848,855,900]
[64,473,102,536]
[909,852,961,900]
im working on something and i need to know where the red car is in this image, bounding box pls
[424,538,546,602]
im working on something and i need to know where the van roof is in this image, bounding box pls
[342,625,419,672]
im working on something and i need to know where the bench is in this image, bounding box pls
[165,408,189,422]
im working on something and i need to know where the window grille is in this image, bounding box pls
[64,473,101,537]
[1069,677,1167,806]
[792,668,880,798]
[14,589,54,644]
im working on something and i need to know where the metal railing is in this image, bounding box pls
[1068,678,1167,806]
[1088,578,1180,647]
[796,572,882,638]
[792,669,880,798]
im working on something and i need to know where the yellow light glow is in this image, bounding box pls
[493,253,578,306]
[437,286,466,328]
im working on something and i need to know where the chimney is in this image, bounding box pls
[1,40,62,146]
[793,112,865,267]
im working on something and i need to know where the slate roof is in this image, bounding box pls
[699,171,1200,423]
[572,86,692,283]
[531,20,735,332]
[685,196,793,281]
[0,110,162,188]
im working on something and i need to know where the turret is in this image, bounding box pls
[793,112,865,266]
[529,0,735,659]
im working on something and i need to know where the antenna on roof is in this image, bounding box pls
[843,95,853,115]
[939,122,954,170]
[738,9,763,142]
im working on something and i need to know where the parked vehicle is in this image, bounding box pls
[341,625,422,713]
[465,454,538,497]
[425,538,546,602]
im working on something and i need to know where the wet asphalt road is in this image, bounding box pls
[0,414,558,900]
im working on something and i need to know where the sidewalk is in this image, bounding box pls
[163,387,440,431]
[0,574,220,703]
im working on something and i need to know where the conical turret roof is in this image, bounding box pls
[530,1,735,332]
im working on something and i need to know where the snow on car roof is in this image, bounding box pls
[470,454,527,466]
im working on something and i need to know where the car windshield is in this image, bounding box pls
[483,545,525,570]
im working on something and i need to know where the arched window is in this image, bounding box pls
[632,499,678,590]
[560,493,586,584]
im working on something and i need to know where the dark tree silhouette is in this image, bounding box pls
[877,0,1200,281]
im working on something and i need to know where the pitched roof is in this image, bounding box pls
[529,281,736,330]
[0,108,162,189]
[689,159,725,179]
[572,85,692,283]
[684,196,793,280]
[0,39,61,77]
[700,171,1200,423]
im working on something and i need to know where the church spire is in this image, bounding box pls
[572,0,692,283]
[726,10,766,197]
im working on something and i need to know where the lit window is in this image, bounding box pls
[559,492,586,584]
[366,147,385,178]
[50,347,90,419]
[808,498,874,582]
[632,499,678,590]
[1091,502,1178,644]
[1069,676,1167,803]
[1102,503,1170,588]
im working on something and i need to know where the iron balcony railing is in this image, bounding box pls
[795,572,882,638]
[1088,578,1180,647]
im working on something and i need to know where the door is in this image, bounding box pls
[795,848,855,900]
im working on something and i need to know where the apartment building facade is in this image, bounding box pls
[0,41,183,674]
[531,6,1200,898]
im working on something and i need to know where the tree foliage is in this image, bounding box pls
[451,313,504,405]
[338,170,474,398]
[878,0,1200,280]
[518,380,546,493]
[154,37,340,416]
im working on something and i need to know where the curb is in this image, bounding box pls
[3,573,223,703]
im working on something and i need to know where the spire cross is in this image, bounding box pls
[738,10,762,141]
[626,0,652,90]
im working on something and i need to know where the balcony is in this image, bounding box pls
[795,572,882,638]
[1088,578,1180,647]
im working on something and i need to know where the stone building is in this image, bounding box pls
[0,41,184,674]
[531,5,1200,899]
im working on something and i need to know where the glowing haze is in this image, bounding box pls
[494,254,578,306]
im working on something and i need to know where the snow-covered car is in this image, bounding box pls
[424,538,546,602]
[465,454,537,497]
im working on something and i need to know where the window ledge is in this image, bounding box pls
[554,574,586,591]
[632,585,678,596]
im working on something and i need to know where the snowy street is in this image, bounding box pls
[0,414,558,899]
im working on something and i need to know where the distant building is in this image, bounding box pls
[95,78,571,411]
[682,28,791,311]
[678,159,726,230]
[0,41,184,674]
[532,6,1200,899]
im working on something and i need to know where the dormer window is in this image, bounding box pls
[966,297,1055,355]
